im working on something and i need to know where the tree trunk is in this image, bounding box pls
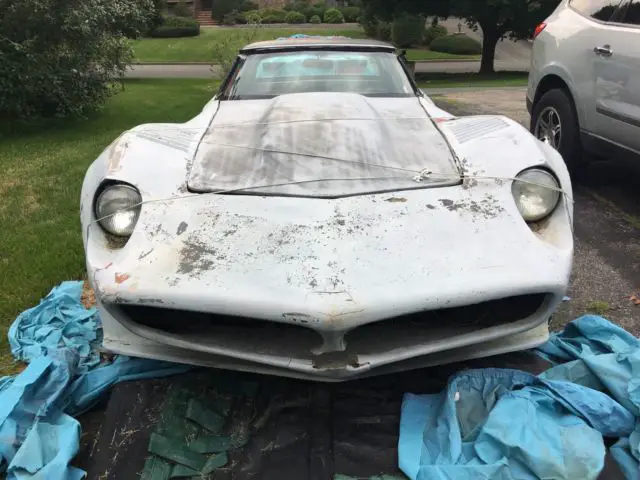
[479,27,499,74]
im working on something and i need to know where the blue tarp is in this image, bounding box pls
[399,315,640,480]
[0,282,190,479]
[4,283,640,480]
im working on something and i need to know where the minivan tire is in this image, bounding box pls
[531,88,582,173]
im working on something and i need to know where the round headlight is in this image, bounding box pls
[95,184,142,236]
[512,169,561,222]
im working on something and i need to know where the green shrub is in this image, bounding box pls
[238,0,258,11]
[309,14,321,24]
[147,0,167,32]
[259,8,287,23]
[285,11,306,24]
[323,8,344,24]
[423,24,447,46]
[151,15,200,37]
[151,25,199,37]
[286,2,325,20]
[306,4,326,20]
[222,9,241,25]
[211,0,258,21]
[359,10,379,37]
[391,13,424,48]
[0,0,156,119]
[340,6,360,22]
[430,34,482,55]
[376,21,391,41]
[211,25,263,79]
[172,0,192,17]
[160,14,193,26]
[242,10,262,24]
[211,0,235,22]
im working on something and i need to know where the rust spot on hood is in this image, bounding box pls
[115,272,130,284]
[81,280,96,309]
[385,197,407,203]
[107,136,129,174]
[105,233,128,250]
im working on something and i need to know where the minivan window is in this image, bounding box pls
[619,0,640,24]
[570,0,624,21]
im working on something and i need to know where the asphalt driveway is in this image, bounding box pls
[433,89,640,335]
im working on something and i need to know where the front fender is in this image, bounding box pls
[438,114,573,230]
[79,104,218,244]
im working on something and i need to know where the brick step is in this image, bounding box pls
[195,10,217,25]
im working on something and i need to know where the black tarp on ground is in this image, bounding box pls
[78,352,624,480]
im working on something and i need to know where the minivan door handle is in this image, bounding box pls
[594,45,613,57]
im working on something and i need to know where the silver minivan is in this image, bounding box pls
[527,0,640,171]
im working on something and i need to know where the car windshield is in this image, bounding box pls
[222,50,416,100]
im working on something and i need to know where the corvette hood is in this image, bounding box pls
[187,92,460,196]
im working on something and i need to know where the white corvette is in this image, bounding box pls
[80,37,573,381]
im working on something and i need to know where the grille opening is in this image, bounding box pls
[356,293,547,332]
[117,305,323,354]
[115,293,548,358]
[345,294,548,355]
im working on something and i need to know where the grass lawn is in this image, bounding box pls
[132,26,478,63]
[0,79,216,376]
[133,27,364,62]
[416,71,529,89]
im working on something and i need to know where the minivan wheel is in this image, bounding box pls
[531,88,581,171]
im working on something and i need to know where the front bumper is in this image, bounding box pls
[100,300,551,381]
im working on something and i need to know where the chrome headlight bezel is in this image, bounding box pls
[511,168,561,222]
[94,183,142,237]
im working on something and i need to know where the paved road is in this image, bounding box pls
[433,91,640,335]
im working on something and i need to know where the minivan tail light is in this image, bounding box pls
[533,23,547,40]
